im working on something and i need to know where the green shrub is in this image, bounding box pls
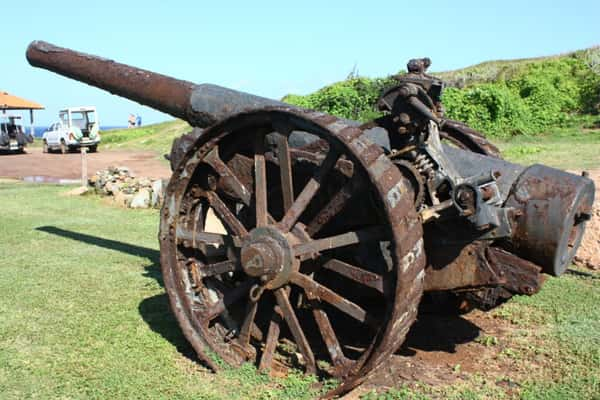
[283,76,394,122]
[284,50,600,138]
[443,56,600,137]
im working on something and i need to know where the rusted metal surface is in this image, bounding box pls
[26,41,597,398]
[505,164,595,276]
[26,41,286,128]
[160,109,425,398]
[486,247,545,295]
[423,242,504,292]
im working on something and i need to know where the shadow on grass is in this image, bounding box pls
[34,226,485,370]
[36,225,163,286]
[399,313,481,356]
[138,294,201,364]
[35,225,201,364]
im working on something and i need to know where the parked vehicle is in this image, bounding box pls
[0,115,32,153]
[43,106,100,153]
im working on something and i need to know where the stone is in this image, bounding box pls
[130,188,151,209]
[105,181,124,195]
[138,177,152,187]
[62,186,89,196]
[151,179,165,208]
[113,191,134,208]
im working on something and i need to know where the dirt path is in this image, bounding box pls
[344,310,539,399]
[0,147,171,181]
[573,169,600,270]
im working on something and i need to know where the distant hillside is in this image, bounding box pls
[284,47,600,137]
[436,47,600,88]
[100,120,190,155]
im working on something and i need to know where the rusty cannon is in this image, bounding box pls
[27,42,595,397]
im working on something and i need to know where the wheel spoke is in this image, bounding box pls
[204,146,252,205]
[258,307,282,372]
[275,133,294,212]
[311,306,351,370]
[204,191,248,236]
[279,149,339,232]
[176,226,234,246]
[294,226,386,259]
[305,178,357,236]
[274,287,317,374]
[290,272,370,324]
[322,259,384,293]
[205,280,254,321]
[255,133,268,227]
[237,300,258,348]
[303,281,352,369]
[201,260,240,278]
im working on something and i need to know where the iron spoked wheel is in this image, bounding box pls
[440,119,501,158]
[160,109,425,397]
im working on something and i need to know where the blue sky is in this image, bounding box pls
[3,0,599,126]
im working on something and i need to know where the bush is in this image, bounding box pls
[283,76,394,122]
[283,52,600,137]
[444,56,600,137]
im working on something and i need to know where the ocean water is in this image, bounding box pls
[31,126,126,138]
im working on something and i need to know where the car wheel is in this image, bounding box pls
[60,140,67,154]
[43,140,49,153]
[89,145,98,153]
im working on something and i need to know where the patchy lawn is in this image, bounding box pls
[1,120,599,399]
[0,183,318,399]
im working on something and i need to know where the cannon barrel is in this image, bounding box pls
[26,40,286,128]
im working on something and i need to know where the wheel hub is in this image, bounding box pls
[240,226,296,289]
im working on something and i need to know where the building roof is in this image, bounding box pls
[0,91,44,110]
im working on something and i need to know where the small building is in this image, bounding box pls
[0,90,45,137]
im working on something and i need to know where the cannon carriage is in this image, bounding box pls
[26,41,595,397]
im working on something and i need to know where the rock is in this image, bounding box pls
[113,191,134,208]
[151,179,165,208]
[138,177,152,188]
[121,183,137,195]
[62,186,89,196]
[130,188,151,209]
[94,176,105,193]
[104,181,117,194]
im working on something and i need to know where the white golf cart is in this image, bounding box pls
[43,106,101,153]
[0,115,33,153]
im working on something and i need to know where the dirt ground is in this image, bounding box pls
[573,169,600,270]
[343,309,540,399]
[0,147,171,181]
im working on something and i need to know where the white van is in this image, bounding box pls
[43,106,101,153]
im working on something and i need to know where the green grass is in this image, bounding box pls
[0,184,319,399]
[100,120,191,155]
[1,177,599,399]
[497,116,600,170]
[363,270,600,400]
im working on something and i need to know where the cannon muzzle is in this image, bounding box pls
[26,40,286,128]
